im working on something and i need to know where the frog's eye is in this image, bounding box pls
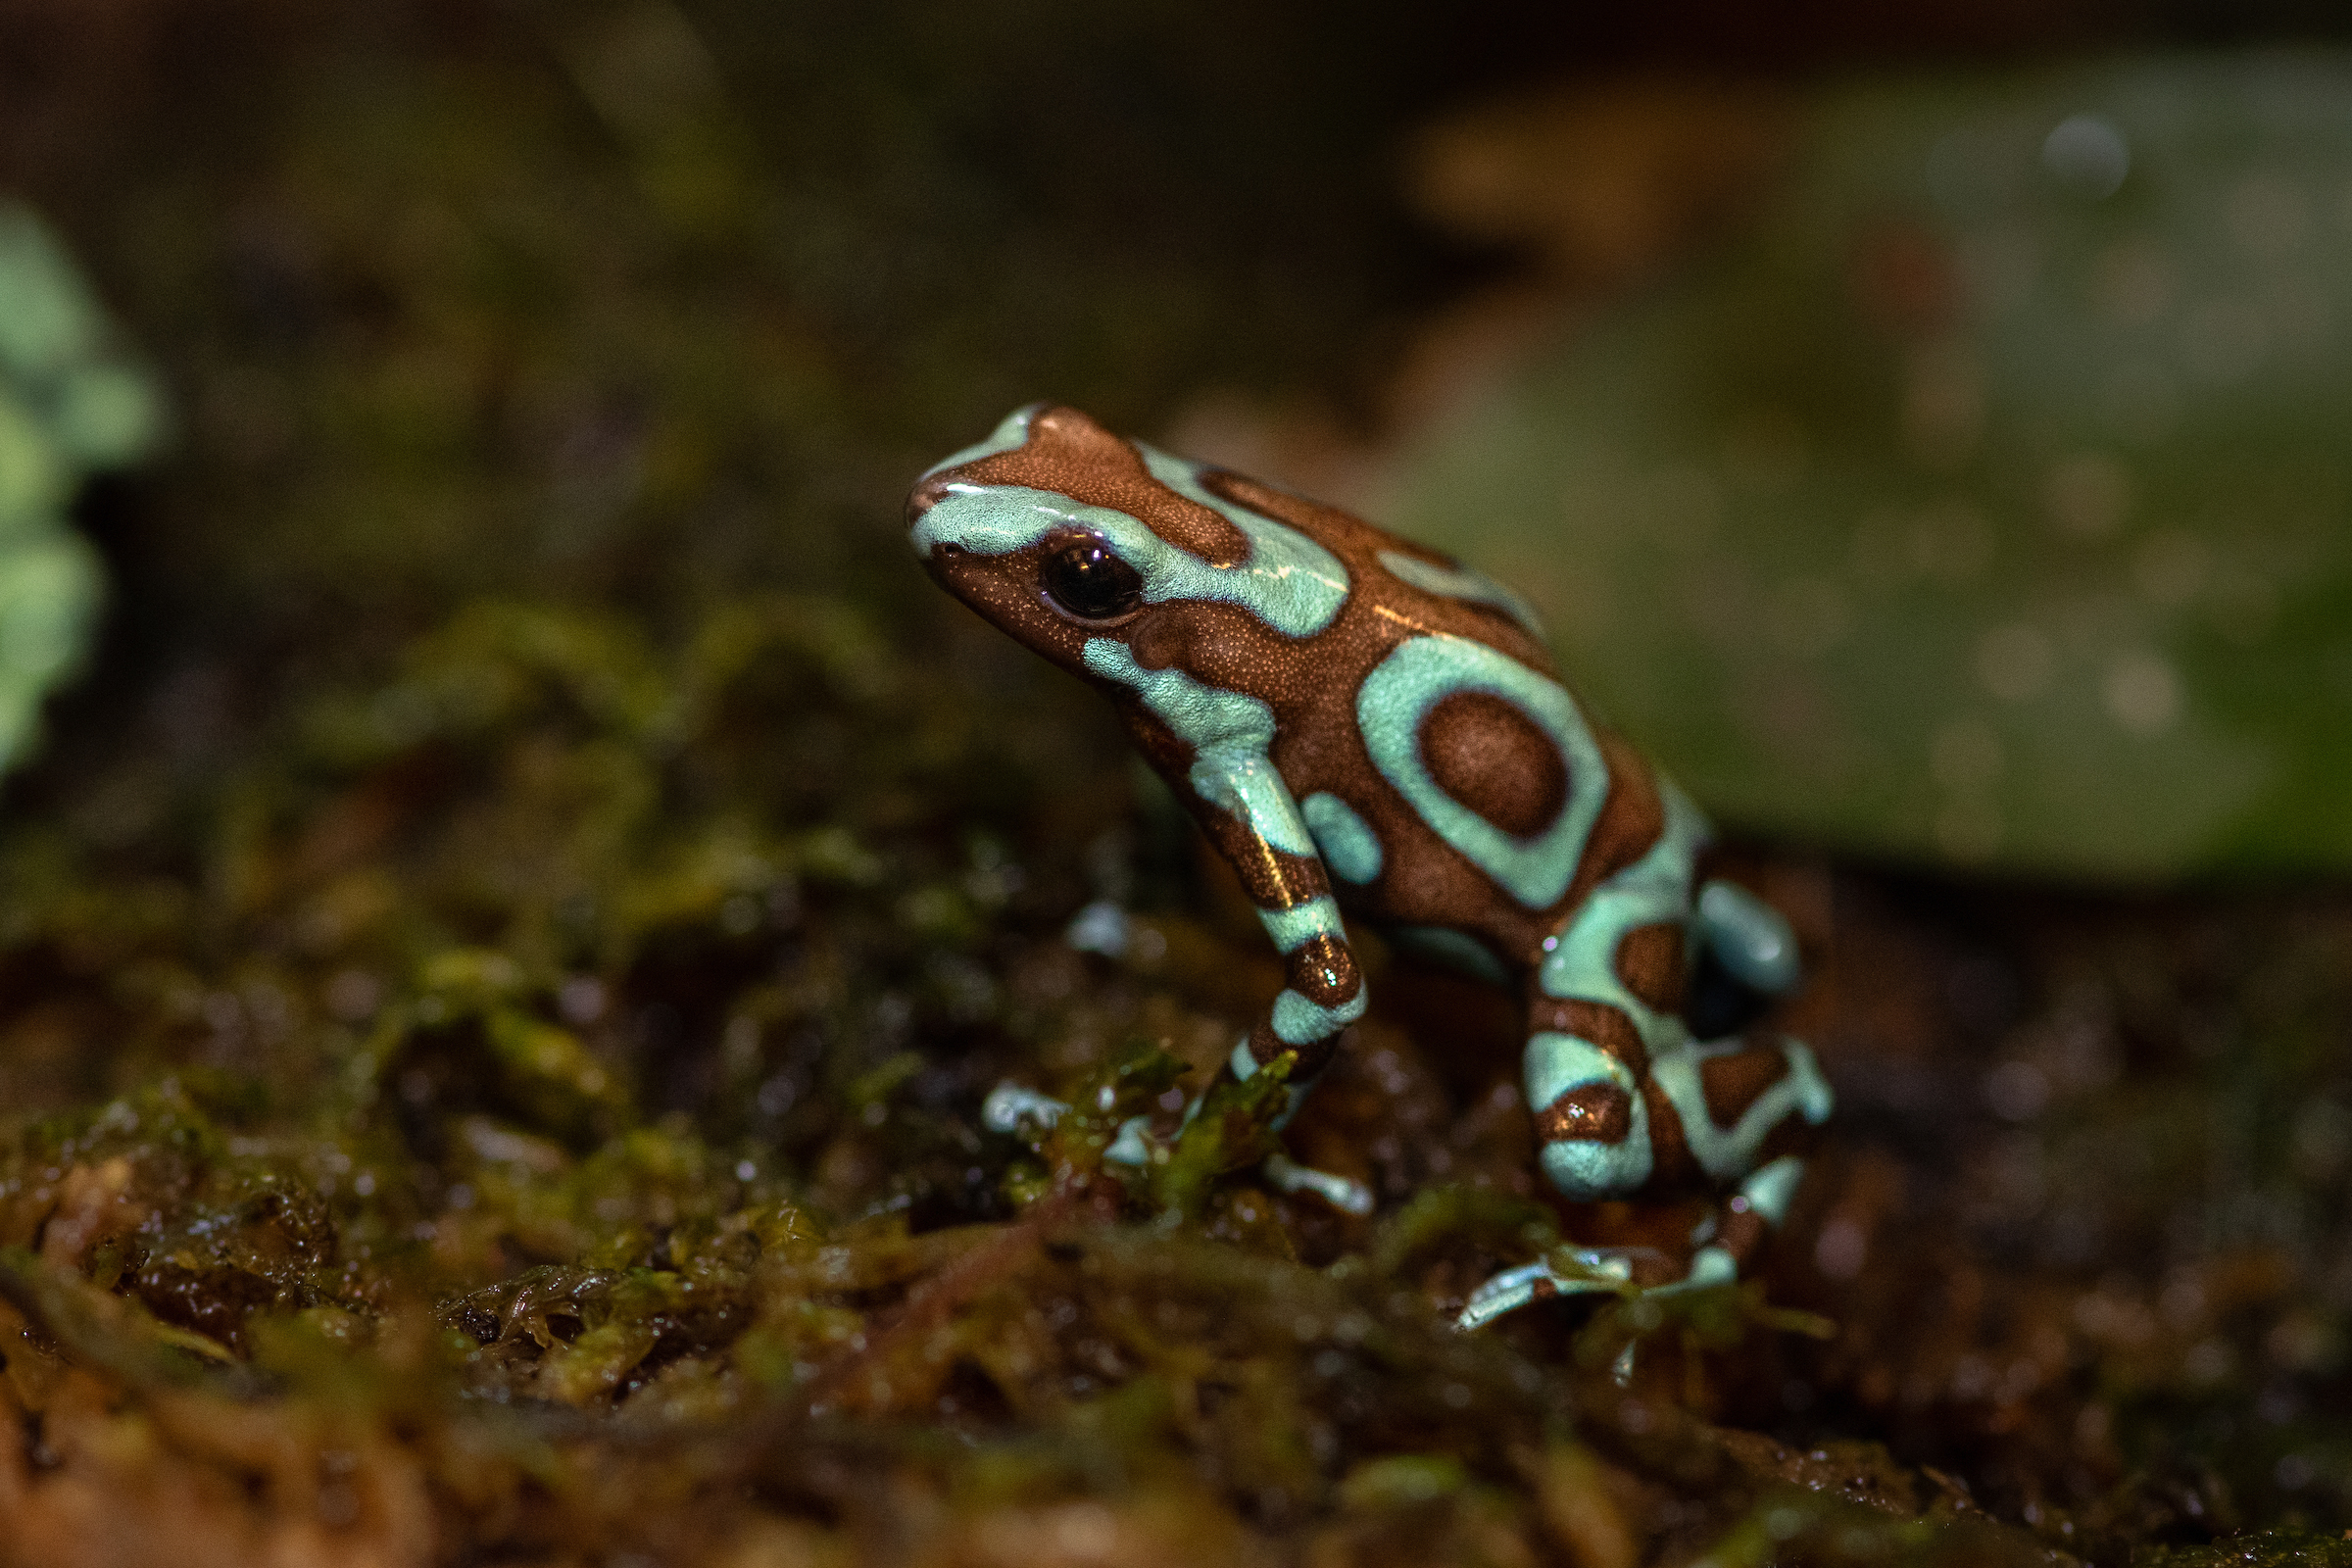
[1040,540,1145,622]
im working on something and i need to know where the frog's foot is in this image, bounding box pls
[1455,1250,1645,1331]
[1458,1154,1813,1332]
[1262,1153,1375,1216]
[1454,1239,1743,1332]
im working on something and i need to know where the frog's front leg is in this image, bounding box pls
[1172,758,1375,1214]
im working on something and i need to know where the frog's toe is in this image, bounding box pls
[1643,1243,1740,1295]
[1455,1263,1560,1331]
[1102,1114,1155,1167]
[1262,1153,1374,1216]
[1455,1250,1638,1332]
[981,1081,1070,1135]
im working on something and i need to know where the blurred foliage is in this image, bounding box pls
[0,2,2345,1562]
[0,201,164,775]
[1391,53,2352,879]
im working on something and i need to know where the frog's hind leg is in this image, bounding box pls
[1470,1021,1833,1330]
[1466,787,1835,1328]
[1655,875,1830,1274]
[1646,1029,1834,1279]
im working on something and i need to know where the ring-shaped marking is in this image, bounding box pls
[1356,633,1605,910]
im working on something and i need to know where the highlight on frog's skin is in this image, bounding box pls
[907,404,1834,1326]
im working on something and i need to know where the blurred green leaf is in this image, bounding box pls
[0,199,165,779]
[1390,54,2352,878]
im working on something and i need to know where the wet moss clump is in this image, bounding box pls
[0,4,2348,1563]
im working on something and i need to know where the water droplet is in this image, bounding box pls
[2042,115,2131,200]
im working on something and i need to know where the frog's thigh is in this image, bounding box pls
[1524,1008,1656,1200]
[1524,905,1690,1200]
[1649,1033,1834,1185]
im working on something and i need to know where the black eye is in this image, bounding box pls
[1040,541,1145,621]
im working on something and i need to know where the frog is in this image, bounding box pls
[906,404,1833,1328]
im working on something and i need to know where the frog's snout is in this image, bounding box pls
[905,474,953,532]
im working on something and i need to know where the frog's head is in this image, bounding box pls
[906,405,1153,673]
[906,403,1348,677]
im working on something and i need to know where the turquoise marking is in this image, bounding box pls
[919,405,1038,477]
[1356,634,1607,910]
[1259,895,1344,956]
[1081,640,1313,858]
[1527,773,1830,1195]
[1229,1037,1261,1081]
[1524,781,1704,1200]
[1386,924,1510,987]
[1529,780,1828,1189]
[911,464,1349,639]
[1272,986,1367,1047]
[1300,792,1381,884]
[1649,1035,1834,1185]
[1137,444,1349,635]
[1737,1153,1807,1228]
[1523,1031,1654,1199]
[909,482,1097,559]
[1524,1032,1639,1126]
[1538,781,1710,1016]
[1193,756,1307,852]
[1454,1259,1623,1332]
[1697,879,1801,997]
[1676,1247,1739,1290]
[1377,549,1546,639]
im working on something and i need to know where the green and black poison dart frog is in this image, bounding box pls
[906,405,1833,1328]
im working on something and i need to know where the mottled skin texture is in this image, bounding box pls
[908,405,1831,1305]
